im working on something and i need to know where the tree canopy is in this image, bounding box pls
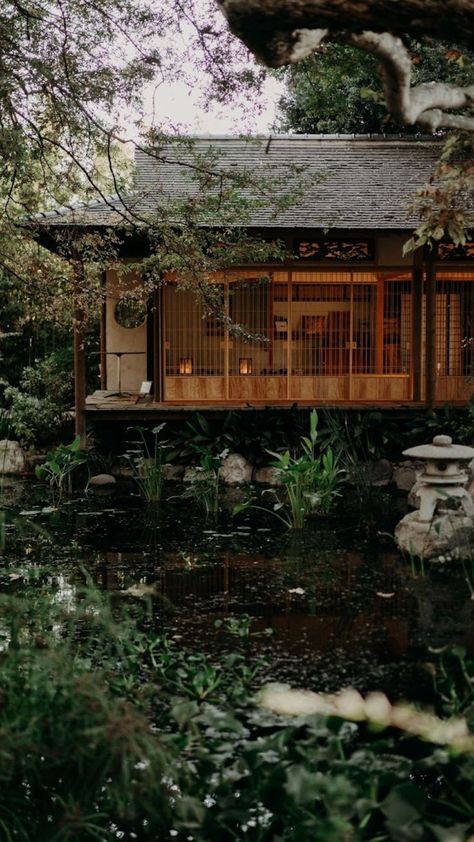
[276,41,474,135]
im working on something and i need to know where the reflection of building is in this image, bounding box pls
[36,136,474,436]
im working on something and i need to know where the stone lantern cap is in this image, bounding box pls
[403,435,474,461]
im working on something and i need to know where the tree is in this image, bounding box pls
[276,41,474,135]
[217,0,474,133]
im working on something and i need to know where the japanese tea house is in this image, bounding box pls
[36,135,474,436]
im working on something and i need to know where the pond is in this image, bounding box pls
[2,476,474,704]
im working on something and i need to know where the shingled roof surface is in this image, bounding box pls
[36,135,443,230]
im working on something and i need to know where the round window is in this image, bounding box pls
[114,298,147,329]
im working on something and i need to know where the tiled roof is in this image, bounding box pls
[36,135,444,231]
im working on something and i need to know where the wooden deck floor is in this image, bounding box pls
[85,390,434,420]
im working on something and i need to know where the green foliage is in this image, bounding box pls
[276,40,474,135]
[168,409,304,466]
[321,409,401,463]
[125,424,168,502]
[269,409,343,528]
[276,44,388,134]
[4,351,74,445]
[235,410,343,529]
[2,579,474,839]
[407,400,474,447]
[181,446,224,517]
[35,436,88,499]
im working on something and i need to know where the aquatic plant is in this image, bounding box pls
[2,578,474,839]
[35,435,88,499]
[268,410,343,528]
[181,446,224,517]
[125,423,168,502]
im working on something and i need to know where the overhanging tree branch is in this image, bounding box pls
[217,0,474,132]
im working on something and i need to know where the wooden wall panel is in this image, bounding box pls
[164,377,226,401]
[291,376,347,401]
[229,376,287,401]
[351,376,411,401]
[436,376,474,403]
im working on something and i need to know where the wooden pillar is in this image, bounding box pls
[72,260,87,448]
[412,250,423,401]
[424,245,437,409]
[154,286,163,402]
[376,274,384,374]
[99,271,107,390]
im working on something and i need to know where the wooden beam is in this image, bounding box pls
[412,250,423,401]
[73,261,87,448]
[424,245,437,409]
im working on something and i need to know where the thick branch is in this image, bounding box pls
[352,31,474,130]
[217,0,474,67]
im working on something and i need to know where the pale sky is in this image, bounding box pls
[143,74,284,135]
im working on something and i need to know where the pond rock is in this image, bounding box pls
[89,473,117,487]
[395,510,474,560]
[162,463,185,481]
[350,459,393,487]
[467,458,474,503]
[393,460,421,492]
[253,466,283,487]
[0,440,28,474]
[183,466,215,483]
[219,453,252,486]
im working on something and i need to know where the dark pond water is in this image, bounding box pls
[1,477,474,703]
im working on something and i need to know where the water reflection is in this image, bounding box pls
[0,486,473,698]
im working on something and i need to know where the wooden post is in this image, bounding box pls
[425,245,437,409]
[412,251,423,402]
[99,271,107,390]
[376,274,384,374]
[154,285,163,402]
[72,260,87,448]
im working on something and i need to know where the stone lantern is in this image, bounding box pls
[402,435,474,522]
[395,434,474,561]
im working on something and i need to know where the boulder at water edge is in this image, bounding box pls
[219,453,252,486]
[0,440,27,474]
[395,510,474,560]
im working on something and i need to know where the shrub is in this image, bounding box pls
[4,351,74,445]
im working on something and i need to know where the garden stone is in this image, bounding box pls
[395,510,474,560]
[468,459,474,504]
[368,458,392,486]
[352,459,392,487]
[162,464,185,481]
[253,466,283,487]
[219,453,252,486]
[111,463,134,478]
[0,440,28,474]
[408,480,422,508]
[393,460,421,492]
[89,473,116,487]
[183,466,215,483]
